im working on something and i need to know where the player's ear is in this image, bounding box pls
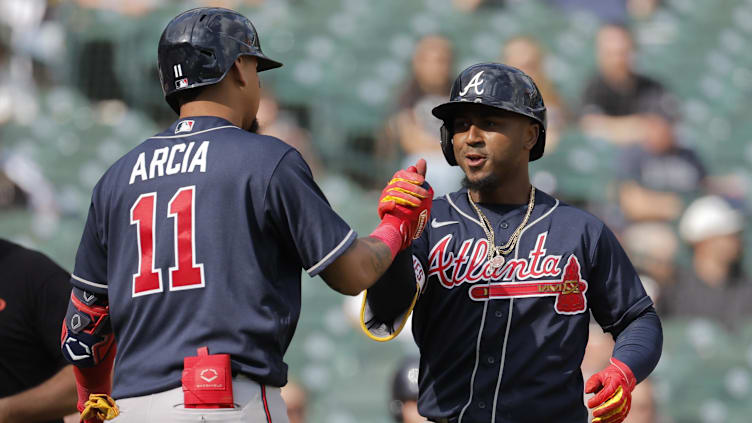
[229,58,248,88]
[230,56,258,88]
[523,120,539,151]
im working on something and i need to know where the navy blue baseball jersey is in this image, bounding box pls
[70,116,356,399]
[364,188,652,422]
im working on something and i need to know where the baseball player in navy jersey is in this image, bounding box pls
[59,8,432,423]
[361,63,663,423]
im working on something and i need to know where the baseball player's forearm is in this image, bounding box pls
[610,306,663,383]
[320,237,395,295]
[365,249,416,322]
[0,365,78,423]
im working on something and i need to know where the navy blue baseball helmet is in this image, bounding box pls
[389,356,420,422]
[158,7,282,114]
[432,63,547,165]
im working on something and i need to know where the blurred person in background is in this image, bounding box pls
[389,356,424,423]
[0,238,77,423]
[622,379,657,423]
[617,109,705,224]
[626,0,662,20]
[662,195,751,330]
[257,89,322,178]
[545,0,661,22]
[579,24,673,145]
[581,324,615,423]
[280,381,307,423]
[385,34,463,196]
[0,2,45,125]
[581,324,615,382]
[620,222,678,310]
[501,35,569,153]
[544,0,629,23]
[0,6,60,237]
[452,0,506,13]
[73,0,156,16]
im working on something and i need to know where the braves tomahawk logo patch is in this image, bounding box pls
[468,255,588,315]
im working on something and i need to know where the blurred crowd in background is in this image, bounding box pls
[0,0,751,422]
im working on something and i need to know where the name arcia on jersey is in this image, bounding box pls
[428,231,564,288]
[129,141,210,184]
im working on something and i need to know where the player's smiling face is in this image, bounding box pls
[451,107,538,186]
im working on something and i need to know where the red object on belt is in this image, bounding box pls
[182,346,234,408]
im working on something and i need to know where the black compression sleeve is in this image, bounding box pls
[612,306,663,383]
[366,248,417,324]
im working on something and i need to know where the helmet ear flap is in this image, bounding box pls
[440,124,457,166]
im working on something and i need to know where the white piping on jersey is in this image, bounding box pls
[71,274,108,290]
[490,197,559,423]
[457,300,490,423]
[148,125,240,139]
[446,193,482,227]
[305,229,355,276]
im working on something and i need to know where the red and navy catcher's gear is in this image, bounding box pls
[61,287,115,368]
[158,7,283,114]
[432,63,547,165]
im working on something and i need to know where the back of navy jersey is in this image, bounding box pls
[70,116,356,399]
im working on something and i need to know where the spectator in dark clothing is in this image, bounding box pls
[579,24,675,145]
[662,196,752,331]
[0,239,77,423]
[618,112,706,223]
[383,34,462,195]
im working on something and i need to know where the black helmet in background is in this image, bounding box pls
[432,62,547,164]
[157,7,282,114]
[389,356,420,422]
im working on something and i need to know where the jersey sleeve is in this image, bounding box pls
[265,149,356,276]
[587,224,654,335]
[71,201,109,294]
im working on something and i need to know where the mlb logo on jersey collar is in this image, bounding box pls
[175,120,195,134]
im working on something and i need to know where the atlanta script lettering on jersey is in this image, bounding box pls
[428,231,563,288]
[129,141,210,184]
[427,231,589,314]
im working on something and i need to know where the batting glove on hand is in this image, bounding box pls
[585,358,636,423]
[371,159,433,258]
[80,394,119,423]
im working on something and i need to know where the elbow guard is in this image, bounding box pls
[61,287,115,368]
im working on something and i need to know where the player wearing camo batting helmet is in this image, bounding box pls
[360,63,662,423]
[60,7,432,423]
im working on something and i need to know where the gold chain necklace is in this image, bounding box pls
[467,185,535,270]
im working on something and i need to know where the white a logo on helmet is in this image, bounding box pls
[459,71,485,97]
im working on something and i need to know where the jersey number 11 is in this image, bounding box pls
[130,185,205,297]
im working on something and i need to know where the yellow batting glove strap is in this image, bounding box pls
[388,177,421,186]
[381,195,419,207]
[592,386,626,423]
[389,186,427,199]
[81,394,120,421]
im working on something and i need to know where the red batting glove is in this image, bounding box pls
[370,159,433,258]
[585,358,637,423]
